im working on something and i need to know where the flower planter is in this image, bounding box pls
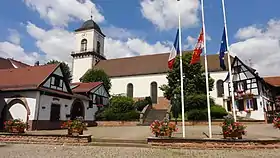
[68,128,83,136]
[223,130,243,139]
[10,126,25,133]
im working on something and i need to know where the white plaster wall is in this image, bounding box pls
[38,94,96,121]
[209,71,229,106]
[110,74,168,98]
[8,103,27,122]
[72,57,93,82]
[38,95,73,120]
[0,91,38,121]
[75,30,95,51]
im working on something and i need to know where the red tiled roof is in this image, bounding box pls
[71,82,102,93]
[264,76,280,87]
[94,51,233,77]
[0,57,30,69]
[8,58,30,68]
[0,64,59,91]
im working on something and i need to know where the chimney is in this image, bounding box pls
[34,61,39,66]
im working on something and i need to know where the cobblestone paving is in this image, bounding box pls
[0,144,280,158]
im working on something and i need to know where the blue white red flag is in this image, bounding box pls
[168,29,179,69]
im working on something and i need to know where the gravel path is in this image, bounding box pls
[0,144,280,158]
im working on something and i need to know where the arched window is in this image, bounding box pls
[216,80,224,97]
[150,82,158,104]
[96,41,101,54]
[127,83,133,98]
[81,39,87,51]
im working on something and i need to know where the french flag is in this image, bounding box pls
[168,29,180,69]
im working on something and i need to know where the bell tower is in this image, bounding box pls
[71,18,106,82]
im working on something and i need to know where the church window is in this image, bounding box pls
[97,41,101,54]
[150,82,158,104]
[216,80,224,97]
[127,83,133,98]
[81,39,87,51]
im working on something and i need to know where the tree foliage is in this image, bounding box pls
[81,69,112,92]
[160,53,214,100]
[46,60,72,83]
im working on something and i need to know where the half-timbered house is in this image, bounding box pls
[0,64,106,130]
[224,57,274,120]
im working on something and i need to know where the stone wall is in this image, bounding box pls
[147,137,280,149]
[0,133,92,145]
[96,121,139,126]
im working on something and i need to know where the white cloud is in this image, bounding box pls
[26,22,75,64]
[8,29,21,45]
[231,19,280,76]
[105,38,170,59]
[102,26,136,40]
[0,41,41,65]
[140,0,200,31]
[25,22,170,65]
[23,0,104,27]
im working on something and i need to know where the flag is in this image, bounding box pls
[219,27,227,70]
[190,28,204,64]
[168,29,179,69]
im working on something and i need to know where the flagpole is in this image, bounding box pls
[177,0,185,138]
[200,0,212,138]
[222,0,237,122]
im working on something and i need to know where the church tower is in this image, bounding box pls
[71,18,106,82]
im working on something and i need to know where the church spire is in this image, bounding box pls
[90,7,93,20]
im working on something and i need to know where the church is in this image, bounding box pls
[71,19,280,121]
[71,19,233,110]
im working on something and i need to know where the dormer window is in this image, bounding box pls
[97,41,100,54]
[81,39,87,51]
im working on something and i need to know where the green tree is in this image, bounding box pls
[46,60,72,83]
[81,69,112,92]
[160,53,214,100]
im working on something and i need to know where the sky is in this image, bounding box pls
[0,0,280,77]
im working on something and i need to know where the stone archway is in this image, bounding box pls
[0,98,30,130]
[70,99,85,120]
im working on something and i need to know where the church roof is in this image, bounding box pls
[75,19,105,36]
[94,51,233,78]
[0,57,30,69]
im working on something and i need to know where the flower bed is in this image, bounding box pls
[221,115,246,139]
[61,118,87,136]
[150,118,177,138]
[273,113,280,129]
[4,119,28,133]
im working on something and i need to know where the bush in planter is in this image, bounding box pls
[61,118,87,135]
[221,115,246,139]
[4,119,27,133]
[273,113,280,129]
[150,118,178,137]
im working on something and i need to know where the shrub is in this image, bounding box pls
[110,96,134,113]
[185,94,215,111]
[187,109,207,121]
[134,96,152,111]
[211,105,228,119]
[102,108,139,121]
